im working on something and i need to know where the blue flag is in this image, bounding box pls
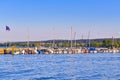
[6,26,10,31]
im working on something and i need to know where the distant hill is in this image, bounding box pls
[1,38,120,47]
[6,38,120,43]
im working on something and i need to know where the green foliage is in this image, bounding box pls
[102,40,112,47]
[92,41,99,47]
[2,39,120,48]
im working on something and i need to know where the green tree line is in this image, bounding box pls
[1,39,120,48]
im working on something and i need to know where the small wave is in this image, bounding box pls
[32,76,55,80]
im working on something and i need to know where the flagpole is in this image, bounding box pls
[5,26,10,54]
[6,41,7,48]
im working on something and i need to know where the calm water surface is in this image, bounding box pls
[0,53,120,80]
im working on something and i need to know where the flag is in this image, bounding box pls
[6,26,10,31]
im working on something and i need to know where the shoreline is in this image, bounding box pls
[0,47,120,55]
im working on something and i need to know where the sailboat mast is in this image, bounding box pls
[52,28,55,48]
[27,27,30,49]
[74,32,76,48]
[71,27,73,48]
[82,34,83,46]
[112,35,115,48]
[88,31,91,48]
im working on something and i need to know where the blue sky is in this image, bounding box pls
[0,0,120,41]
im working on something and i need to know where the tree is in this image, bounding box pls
[92,41,99,47]
[102,40,112,48]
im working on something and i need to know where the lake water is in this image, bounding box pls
[0,53,120,80]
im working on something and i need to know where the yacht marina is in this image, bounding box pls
[0,47,120,55]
